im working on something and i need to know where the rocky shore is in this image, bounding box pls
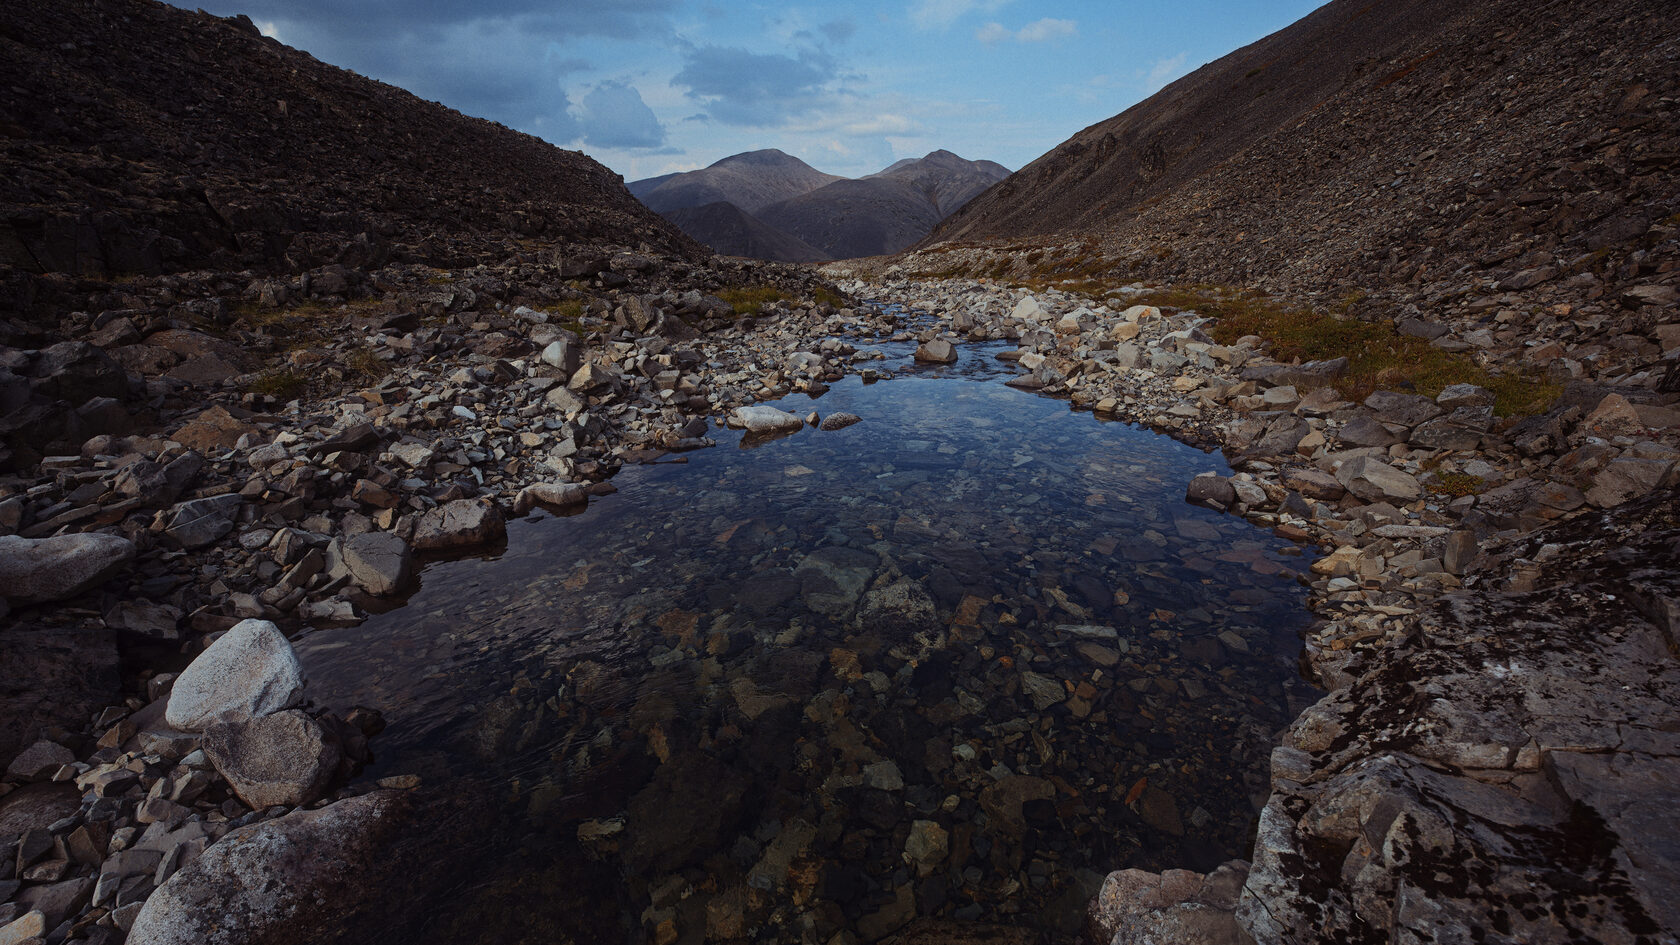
[2,247,1676,942]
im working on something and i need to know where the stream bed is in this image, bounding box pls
[296,333,1317,943]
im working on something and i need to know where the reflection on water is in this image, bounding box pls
[299,343,1315,943]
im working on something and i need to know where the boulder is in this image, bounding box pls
[0,532,135,603]
[339,531,413,595]
[1335,455,1421,503]
[1335,415,1397,448]
[731,404,805,434]
[1185,473,1237,507]
[203,709,341,809]
[410,499,506,552]
[126,791,403,945]
[157,493,243,549]
[1436,383,1495,409]
[166,618,305,731]
[1281,468,1345,501]
[513,481,589,513]
[1585,457,1674,508]
[913,339,958,363]
[1363,389,1444,427]
[818,412,862,432]
[1089,862,1251,945]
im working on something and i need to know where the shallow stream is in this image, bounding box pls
[296,325,1316,942]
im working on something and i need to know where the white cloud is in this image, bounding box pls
[977,17,1076,44]
[841,114,920,135]
[910,0,1010,31]
[575,80,667,149]
[1016,17,1076,42]
[1144,53,1190,93]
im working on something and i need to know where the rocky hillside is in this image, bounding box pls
[659,201,831,263]
[628,149,843,216]
[633,150,1010,262]
[758,150,1011,259]
[926,0,1679,304]
[0,0,700,295]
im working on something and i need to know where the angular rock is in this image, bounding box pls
[203,709,341,809]
[339,531,413,596]
[410,499,506,551]
[1335,455,1421,503]
[913,339,958,363]
[166,618,305,731]
[5,739,74,782]
[1185,473,1236,507]
[1090,862,1251,945]
[126,791,402,945]
[1585,457,1674,508]
[1436,383,1495,409]
[1363,390,1443,427]
[0,532,135,604]
[1281,467,1345,501]
[157,493,242,549]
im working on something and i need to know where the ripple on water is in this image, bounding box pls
[298,350,1316,942]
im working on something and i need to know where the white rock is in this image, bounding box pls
[165,619,304,731]
[732,404,805,434]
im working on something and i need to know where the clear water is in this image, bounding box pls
[296,334,1315,943]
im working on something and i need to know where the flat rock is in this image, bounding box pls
[731,404,805,434]
[126,791,402,945]
[410,499,506,551]
[157,493,242,549]
[166,618,305,731]
[203,709,341,809]
[339,531,413,595]
[0,532,135,603]
[914,338,958,363]
[5,739,74,781]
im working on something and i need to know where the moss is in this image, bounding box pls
[717,285,792,315]
[244,369,309,399]
[1427,472,1486,498]
[1132,285,1560,416]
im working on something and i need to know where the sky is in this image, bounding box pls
[176,0,1325,182]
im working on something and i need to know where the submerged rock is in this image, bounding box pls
[410,498,506,551]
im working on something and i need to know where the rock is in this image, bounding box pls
[105,599,184,639]
[169,406,253,451]
[514,481,589,513]
[0,912,46,945]
[112,451,204,506]
[1335,455,1421,503]
[410,499,506,551]
[1585,457,1674,508]
[157,494,243,549]
[1436,383,1495,409]
[540,339,581,379]
[1281,467,1344,501]
[914,339,958,363]
[819,412,861,432]
[859,579,937,632]
[622,753,751,872]
[1089,862,1250,945]
[1185,473,1236,507]
[339,531,413,596]
[203,709,341,809]
[5,739,74,781]
[1240,357,1347,389]
[0,532,135,603]
[979,775,1055,838]
[1335,415,1396,448]
[1020,671,1065,710]
[166,618,305,731]
[126,791,402,945]
[732,404,805,434]
[1362,390,1443,427]
[903,820,949,876]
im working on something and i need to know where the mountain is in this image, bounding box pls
[632,149,1011,262]
[0,0,700,285]
[867,149,1013,216]
[628,150,844,215]
[659,201,831,262]
[923,0,1679,299]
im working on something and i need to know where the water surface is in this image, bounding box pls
[299,338,1315,942]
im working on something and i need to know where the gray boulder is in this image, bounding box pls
[203,709,341,809]
[339,531,413,595]
[166,619,305,731]
[126,791,403,945]
[1363,389,1444,428]
[0,532,135,604]
[913,339,958,363]
[732,404,805,434]
[1335,455,1421,503]
[1185,473,1237,507]
[410,499,506,552]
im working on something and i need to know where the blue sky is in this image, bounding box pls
[178,0,1324,181]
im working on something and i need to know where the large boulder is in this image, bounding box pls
[1335,455,1421,503]
[126,791,404,945]
[410,499,506,552]
[165,619,305,731]
[156,494,242,549]
[913,339,958,363]
[203,709,341,809]
[0,532,136,604]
